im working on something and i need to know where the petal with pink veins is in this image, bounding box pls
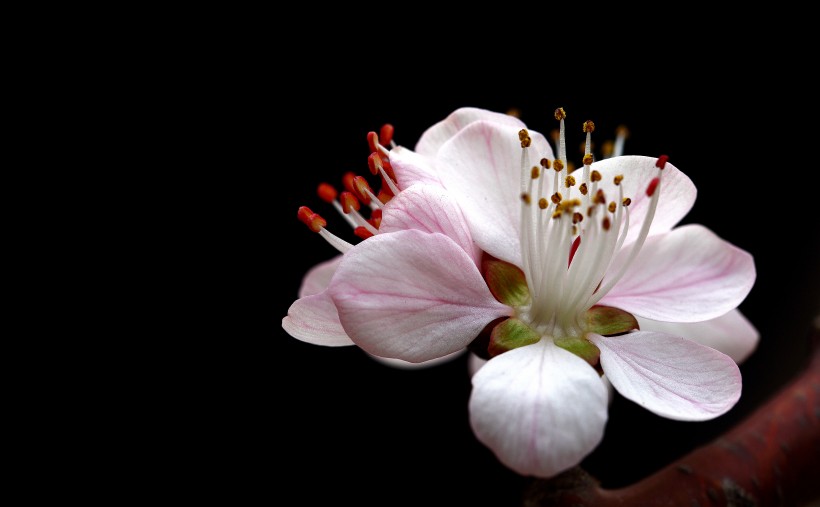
[592,156,696,245]
[389,146,444,190]
[589,331,741,421]
[436,120,554,266]
[415,107,526,157]
[469,340,608,478]
[282,291,354,346]
[329,229,511,362]
[381,184,482,267]
[636,309,759,363]
[600,224,755,322]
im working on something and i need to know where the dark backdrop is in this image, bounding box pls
[266,67,818,506]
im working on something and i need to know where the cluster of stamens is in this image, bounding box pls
[518,108,667,338]
[297,124,400,252]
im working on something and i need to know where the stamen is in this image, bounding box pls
[569,235,581,267]
[540,158,551,169]
[622,197,632,206]
[317,183,337,203]
[608,202,617,213]
[656,154,669,170]
[539,198,548,209]
[582,154,594,166]
[565,175,576,188]
[555,108,567,167]
[297,206,353,254]
[614,125,629,157]
[354,226,374,240]
[553,160,564,172]
[379,124,394,147]
[579,183,588,195]
[602,140,614,159]
[573,212,583,224]
[602,217,611,230]
[521,192,531,205]
[613,174,624,186]
[551,192,562,204]
[646,177,660,197]
[531,166,540,179]
[590,171,602,182]
[594,189,606,204]
[340,191,361,213]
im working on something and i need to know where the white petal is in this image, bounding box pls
[593,156,696,244]
[389,146,444,190]
[601,224,755,322]
[637,310,759,363]
[415,107,526,156]
[589,331,742,421]
[436,120,554,266]
[469,340,608,478]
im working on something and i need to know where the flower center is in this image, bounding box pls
[515,108,666,340]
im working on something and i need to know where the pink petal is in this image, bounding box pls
[415,107,526,157]
[593,156,696,245]
[329,229,511,362]
[469,340,608,478]
[636,309,759,363]
[389,146,444,190]
[282,291,354,347]
[589,331,742,421]
[436,120,554,266]
[367,349,466,370]
[381,184,482,267]
[600,224,755,322]
[298,256,342,298]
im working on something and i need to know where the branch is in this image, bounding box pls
[524,326,820,507]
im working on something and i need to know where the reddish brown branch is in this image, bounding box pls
[525,327,820,507]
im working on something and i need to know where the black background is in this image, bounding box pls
[261,62,819,506]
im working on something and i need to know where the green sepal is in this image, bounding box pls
[554,336,601,366]
[585,305,639,336]
[488,318,541,357]
[482,257,530,307]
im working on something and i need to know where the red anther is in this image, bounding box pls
[569,235,581,267]
[367,131,380,153]
[353,176,373,204]
[367,152,383,175]
[646,177,660,197]
[369,208,382,228]
[297,206,326,233]
[342,171,357,194]
[379,124,394,146]
[377,186,393,204]
[656,155,669,170]
[354,226,374,240]
[340,191,361,213]
[317,183,338,203]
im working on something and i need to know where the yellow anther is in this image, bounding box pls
[582,154,594,165]
[582,120,595,133]
[521,193,531,205]
[579,183,588,195]
[531,166,540,179]
[540,158,551,169]
[573,212,584,224]
[554,107,566,121]
[538,198,548,209]
[608,202,617,213]
[552,210,563,219]
[602,140,614,157]
[602,217,611,231]
[518,129,529,141]
[591,170,602,182]
[565,175,576,188]
[614,175,624,186]
[551,192,562,204]
[553,160,564,172]
[622,197,632,207]
[616,125,630,138]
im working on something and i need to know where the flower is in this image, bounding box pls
[325,108,757,477]
[282,125,482,366]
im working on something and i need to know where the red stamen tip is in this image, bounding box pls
[655,155,669,170]
[379,124,394,146]
[569,235,581,268]
[369,208,382,228]
[297,206,326,233]
[354,226,374,240]
[340,191,361,214]
[646,177,660,197]
[367,152,383,175]
[317,183,337,203]
[377,187,393,204]
[342,171,357,194]
[353,176,373,204]
[367,131,380,153]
